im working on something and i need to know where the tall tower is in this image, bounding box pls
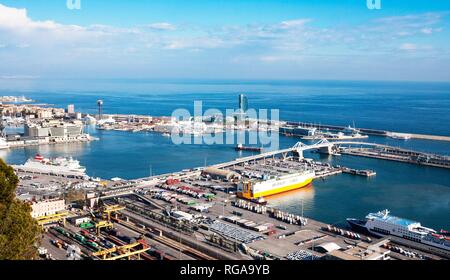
[238,94,248,113]
[236,94,248,122]
[97,99,103,120]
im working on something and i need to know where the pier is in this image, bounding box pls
[212,139,449,170]
[340,146,450,169]
[287,121,450,142]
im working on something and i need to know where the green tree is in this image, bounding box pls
[0,159,41,260]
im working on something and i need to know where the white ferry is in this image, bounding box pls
[17,154,87,176]
[347,209,450,253]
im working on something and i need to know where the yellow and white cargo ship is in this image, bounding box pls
[237,170,315,199]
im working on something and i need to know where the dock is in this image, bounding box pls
[6,135,96,149]
[340,147,450,169]
[287,121,450,142]
[302,134,369,141]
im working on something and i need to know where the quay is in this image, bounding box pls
[340,146,450,169]
[301,134,369,141]
[287,121,450,142]
[6,135,96,149]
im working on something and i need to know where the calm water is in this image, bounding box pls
[1,79,449,229]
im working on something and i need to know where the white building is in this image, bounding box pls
[24,120,85,139]
[31,198,66,218]
[67,104,75,114]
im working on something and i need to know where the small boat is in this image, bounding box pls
[34,154,44,161]
[235,144,263,152]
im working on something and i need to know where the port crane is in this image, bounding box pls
[102,204,125,221]
[89,204,125,235]
[36,212,69,227]
[95,220,113,235]
[92,240,150,260]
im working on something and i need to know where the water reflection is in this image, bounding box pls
[266,184,316,212]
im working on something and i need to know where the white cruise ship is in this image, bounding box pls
[349,209,450,252]
[17,154,87,176]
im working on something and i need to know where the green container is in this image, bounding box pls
[86,241,98,249]
[74,234,85,242]
[80,222,94,229]
[55,227,66,235]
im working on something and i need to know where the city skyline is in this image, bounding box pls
[0,1,450,81]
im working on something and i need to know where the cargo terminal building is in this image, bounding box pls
[22,120,89,143]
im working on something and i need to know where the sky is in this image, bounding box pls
[0,0,449,81]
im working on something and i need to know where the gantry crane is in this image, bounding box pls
[92,240,150,260]
[36,212,69,227]
[95,220,114,235]
[102,204,125,221]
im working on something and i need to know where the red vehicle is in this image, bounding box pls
[166,178,180,185]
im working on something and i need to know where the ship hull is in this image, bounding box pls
[252,177,313,199]
[346,218,370,234]
[238,171,315,199]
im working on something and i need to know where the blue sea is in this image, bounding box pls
[1,78,449,229]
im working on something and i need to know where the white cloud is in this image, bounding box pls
[279,19,312,29]
[0,4,448,80]
[146,22,176,31]
[421,28,433,34]
[259,55,303,63]
[0,75,39,79]
[374,13,443,28]
[398,43,433,52]
[0,4,82,32]
[399,43,417,51]
[164,37,225,50]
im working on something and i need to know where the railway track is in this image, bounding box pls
[47,228,94,258]
[101,234,156,260]
[113,217,216,260]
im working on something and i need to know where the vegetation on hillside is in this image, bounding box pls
[0,159,41,260]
